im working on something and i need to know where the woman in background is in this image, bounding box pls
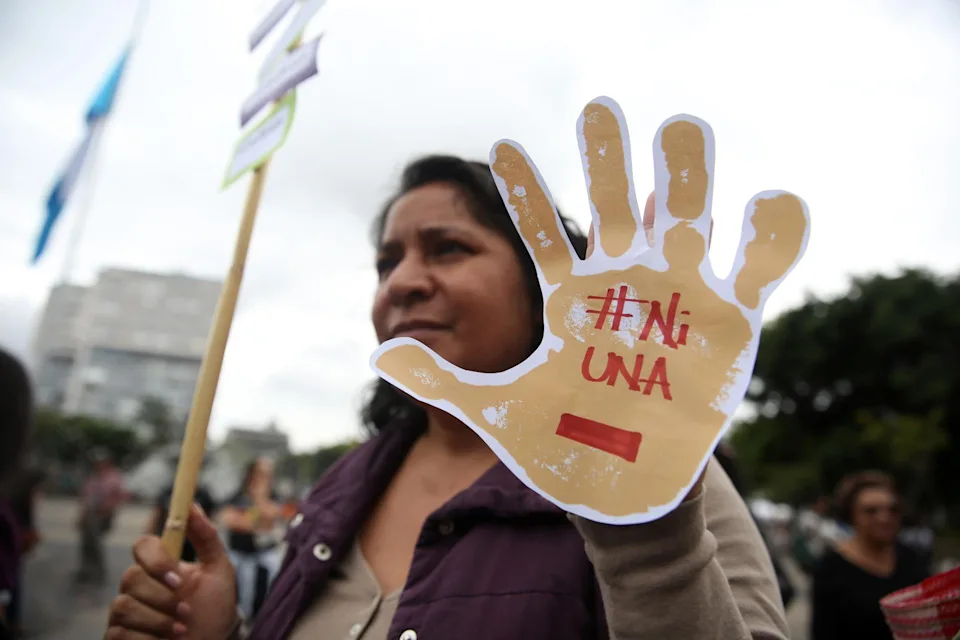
[0,349,34,640]
[220,458,284,620]
[146,482,217,564]
[812,471,930,640]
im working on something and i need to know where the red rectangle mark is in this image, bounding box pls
[556,413,642,463]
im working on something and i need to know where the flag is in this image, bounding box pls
[86,47,130,123]
[31,46,131,264]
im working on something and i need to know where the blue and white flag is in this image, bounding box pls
[32,47,131,264]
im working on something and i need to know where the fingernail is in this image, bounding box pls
[173,621,188,635]
[164,571,182,588]
[177,601,192,618]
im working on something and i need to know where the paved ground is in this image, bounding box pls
[18,496,812,639]
[784,558,812,640]
[18,497,152,639]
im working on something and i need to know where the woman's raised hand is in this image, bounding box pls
[373,97,809,524]
[105,504,239,640]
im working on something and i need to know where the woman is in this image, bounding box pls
[811,471,929,640]
[0,349,34,640]
[219,458,284,620]
[105,156,788,639]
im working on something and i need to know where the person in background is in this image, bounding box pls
[0,349,34,640]
[793,494,847,575]
[811,470,930,640]
[4,468,45,637]
[220,458,284,620]
[146,482,217,564]
[74,449,127,586]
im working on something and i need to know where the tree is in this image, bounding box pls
[33,409,147,468]
[137,396,177,446]
[313,441,360,477]
[287,441,360,491]
[730,269,960,519]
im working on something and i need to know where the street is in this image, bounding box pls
[18,497,812,639]
[18,497,151,639]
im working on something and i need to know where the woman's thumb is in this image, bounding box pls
[186,502,228,567]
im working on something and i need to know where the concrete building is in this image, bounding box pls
[221,422,291,468]
[220,422,297,499]
[31,283,87,409]
[123,442,242,503]
[32,268,222,439]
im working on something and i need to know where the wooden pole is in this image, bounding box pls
[161,159,270,559]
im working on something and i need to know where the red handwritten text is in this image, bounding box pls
[587,286,691,349]
[580,345,673,400]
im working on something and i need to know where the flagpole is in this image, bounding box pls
[56,123,106,286]
[54,0,149,286]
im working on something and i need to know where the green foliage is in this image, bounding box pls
[33,408,148,468]
[731,268,960,515]
[314,441,360,477]
[136,396,177,446]
[289,441,361,487]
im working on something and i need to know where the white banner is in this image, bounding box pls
[249,0,297,51]
[241,37,319,127]
[223,92,296,188]
[258,0,328,83]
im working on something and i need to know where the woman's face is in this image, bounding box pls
[372,183,535,374]
[851,486,901,544]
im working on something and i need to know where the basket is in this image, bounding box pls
[881,565,960,639]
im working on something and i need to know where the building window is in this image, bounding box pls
[118,397,141,422]
[98,301,121,317]
[153,333,171,351]
[81,366,108,385]
[141,282,167,308]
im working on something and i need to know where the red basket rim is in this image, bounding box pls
[882,567,960,611]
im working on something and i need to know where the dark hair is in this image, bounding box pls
[834,470,897,524]
[361,155,588,436]
[0,348,33,493]
[230,458,268,503]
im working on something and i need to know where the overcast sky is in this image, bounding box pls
[1,0,958,452]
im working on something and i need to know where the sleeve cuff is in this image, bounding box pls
[569,489,711,576]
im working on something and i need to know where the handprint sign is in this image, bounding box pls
[372,96,810,524]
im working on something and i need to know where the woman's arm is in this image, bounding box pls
[219,506,257,533]
[571,458,788,640]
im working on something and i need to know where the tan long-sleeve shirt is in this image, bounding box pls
[572,459,789,639]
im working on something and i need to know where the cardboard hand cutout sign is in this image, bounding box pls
[372,96,810,524]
